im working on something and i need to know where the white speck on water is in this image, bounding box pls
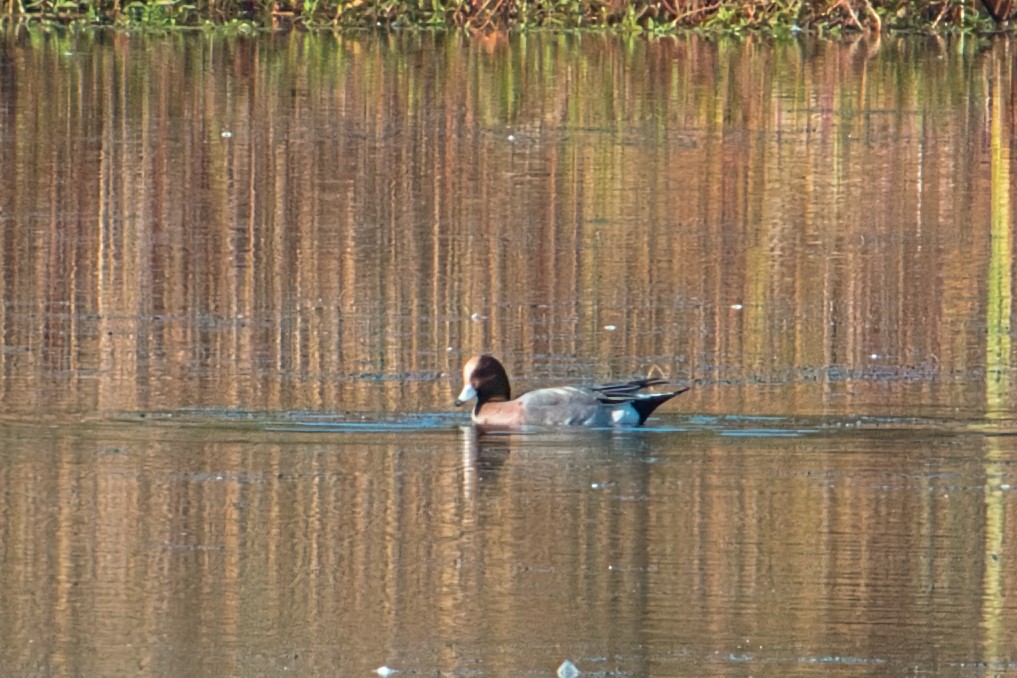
[374,667,398,677]
[730,303,743,310]
[557,659,579,678]
[470,312,487,322]
[870,353,879,359]
[446,346,453,352]
[507,134,516,142]
[220,131,232,138]
[603,324,617,331]
[1001,483,1012,490]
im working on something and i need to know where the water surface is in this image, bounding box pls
[1,29,1016,677]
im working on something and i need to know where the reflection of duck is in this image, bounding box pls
[462,427,511,470]
[454,355,689,427]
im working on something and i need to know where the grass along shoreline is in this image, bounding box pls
[0,0,1013,35]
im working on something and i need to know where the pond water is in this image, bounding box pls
[1,28,1017,677]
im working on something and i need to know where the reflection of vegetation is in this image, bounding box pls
[983,57,1011,660]
[0,0,1009,31]
[986,58,1011,418]
[0,31,1012,417]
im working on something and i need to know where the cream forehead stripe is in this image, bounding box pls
[462,356,480,381]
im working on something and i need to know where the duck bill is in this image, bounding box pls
[454,384,477,406]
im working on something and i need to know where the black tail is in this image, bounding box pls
[628,387,690,425]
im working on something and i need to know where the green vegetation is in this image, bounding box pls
[0,0,1009,34]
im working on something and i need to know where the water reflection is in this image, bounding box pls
[2,29,1017,678]
[983,53,1012,664]
[0,31,1015,420]
[2,416,1015,676]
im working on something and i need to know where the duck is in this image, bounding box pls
[454,354,688,427]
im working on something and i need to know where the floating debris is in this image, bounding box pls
[603,324,617,331]
[374,666,398,677]
[557,659,579,678]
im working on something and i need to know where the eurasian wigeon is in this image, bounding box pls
[454,354,688,427]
